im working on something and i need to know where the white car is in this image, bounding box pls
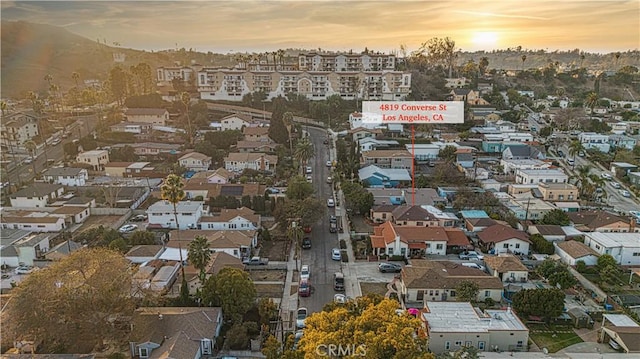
[334,294,347,303]
[14,266,36,275]
[326,160,332,167]
[118,224,138,233]
[51,139,61,145]
[327,198,335,207]
[23,158,33,164]
[296,307,308,329]
[300,265,310,281]
[619,190,631,198]
[331,248,341,261]
[601,173,613,180]
[306,175,313,183]
[305,166,312,174]
[611,182,622,189]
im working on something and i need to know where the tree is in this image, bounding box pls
[294,137,315,171]
[268,99,289,144]
[530,234,555,255]
[548,268,577,289]
[512,288,564,322]
[597,254,617,271]
[568,140,585,163]
[286,175,314,201]
[258,297,278,326]
[180,92,194,146]
[199,267,257,324]
[3,248,135,353]
[283,111,295,154]
[161,174,185,232]
[188,235,211,285]
[108,66,129,106]
[299,296,432,359]
[129,230,156,245]
[479,57,489,76]
[540,209,571,226]
[455,281,479,302]
[438,145,457,162]
[417,37,458,78]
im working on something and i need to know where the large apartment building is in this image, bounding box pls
[187,51,410,102]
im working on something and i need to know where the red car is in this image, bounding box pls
[303,226,312,233]
[298,279,311,297]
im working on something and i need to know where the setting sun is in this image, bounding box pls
[471,31,499,48]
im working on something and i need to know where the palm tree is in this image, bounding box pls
[277,49,286,68]
[521,54,527,71]
[161,174,186,233]
[294,137,315,173]
[180,92,193,146]
[188,235,211,286]
[568,140,585,167]
[283,112,294,155]
[72,72,81,88]
[287,221,304,272]
[0,100,7,116]
[585,92,598,118]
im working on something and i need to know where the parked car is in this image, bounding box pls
[14,266,36,275]
[243,256,269,265]
[118,224,138,233]
[326,176,332,184]
[331,248,341,261]
[462,263,486,271]
[131,214,148,222]
[300,265,310,280]
[459,251,484,260]
[23,158,32,164]
[601,173,613,180]
[296,307,308,328]
[330,222,338,233]
[619,189,631,198]
[611,182,622,189]
[327,198,335,207]
[330,215,337,223]
[51,138,61,146]
[334,294,347,303]
[578,151,585,157]
[293,331,304,350]
[306,175,313,183]
[302,237,312,249]
[298,279,311,297]
[378,262,402,273]
[326,160,332,167]
[333,272,345,291]
[305,166,312,174]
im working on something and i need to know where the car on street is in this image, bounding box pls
[293,331,304,350]
[459,251,484,260]
[331,248,341,261]
[330,215,337,223]
[326,176,332,184]
[305,166,312,174]
[557,150,564,157]
[23,158,33,164]
[578,151,585,157]
[619,190,631,198]
[601,173,613,180]
[306,175,313,183]
[327,198,335,207]
[131,214,148,222]
[326,160,332,167]
[611,182,622,189]
[378,262,402,273]
[118,224,138,233]
[300,265,310,280]
[14,266,36,275]
[298,279,311,297]
[51,138,61,146]
[302,237,312,249]
[329,222,338,233]
[296,307,308,328]
[334,294,347,303]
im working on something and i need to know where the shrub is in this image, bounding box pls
[339,239,347,249]
[575,260,587,273]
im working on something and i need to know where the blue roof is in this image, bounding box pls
[459,210,490,219]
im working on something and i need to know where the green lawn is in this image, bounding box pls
[529,331,583,353]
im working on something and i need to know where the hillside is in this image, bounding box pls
[1,21,638,100]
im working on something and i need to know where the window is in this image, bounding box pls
[416,221,423,226]
[455,341,462,347]
[478,342,485,350]
[450,290,456,297]
[417,290,424,301]
[503,243,509,248]
[515,243,520,249]
[429,290,434,296]
[436,244,443,250]
[484,290,491,297]
[139,348,149,358]
[517,340,524,347]
[445,342,450,350]
[633,252,640,257]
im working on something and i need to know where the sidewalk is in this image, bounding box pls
[278,243,298,340]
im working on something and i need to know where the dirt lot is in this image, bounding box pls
[259,239,289,261]
[255,283,284,298]
[76,215,123,233]
[360,282,389,297]
[250,270,286,282]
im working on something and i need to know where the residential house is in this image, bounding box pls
[629,172,640,186]
[198,207,260,231]
[456,153,475,169]
[367,188,446,207]
[349,127,382,142]
[9,183,65,208]
[124,108,169,126]
[599,314,640,353]
[45,240,83,261]
[242,126,271,141]
[76,150,109,171]
[583,232,640,265]
[146,200,205,230]
[41,167,88,186]
[358,165,411,188]
[105,162,134,177]
[567,210,638,233]
[179,182,266,202]
[168,229,256,259]
[370,204,397,224]
[448,89,490,106]
[610,162,638,177]
[483,254,529,283]
[477,224,531,255]
[527,225,582,242]
[579,132,610,152]
[126,142,181,157]
[189,168,233,184]
[0,230,52,266]
[51,205,91,225]
[234,140,278,153]
[125,245,166,264]
[405,143,440,161]
[460,210,495,232]
[537,183,579,201]
[179,152,212,172]
[184,251,244,293]
[361,149,413,169]
[220,114,252,131]
[129,307,222,358]
[421,301,529,354]
[422,205,460,228]
[504,197,556,221]
[554,240,600,266]
[123,162,155,178]
[444,77,467,88]
[0,112,39,148]
[609,134,637,151]
[370,221,469,257]
[358,137,399,152]
[109,121,153,134]
[224,152,277,172]
[1,211,66,233]
[156,66,195,83]
[501,159,551,175]
[502,145,544,160]
[398,260,503,303]
[515,168,568,184]
[391,205,439,227]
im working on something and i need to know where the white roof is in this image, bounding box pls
[127,162,151,169]
[422,205,458,220]
[517,168,567,176]
[555,202,580,208]
[604,313,640,327]
[423,302,527,333]
[358,165,412,181]
[148,200,204,212]
[561,226,584,236]
[586,233,640,248]
[158,247,188,261]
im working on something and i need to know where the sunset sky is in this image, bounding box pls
[1,1,638,54]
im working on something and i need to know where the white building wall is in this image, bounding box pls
[199,218,257,231]
[10,197,48,208]
[493,239,530,255]
[425,240,447,255]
